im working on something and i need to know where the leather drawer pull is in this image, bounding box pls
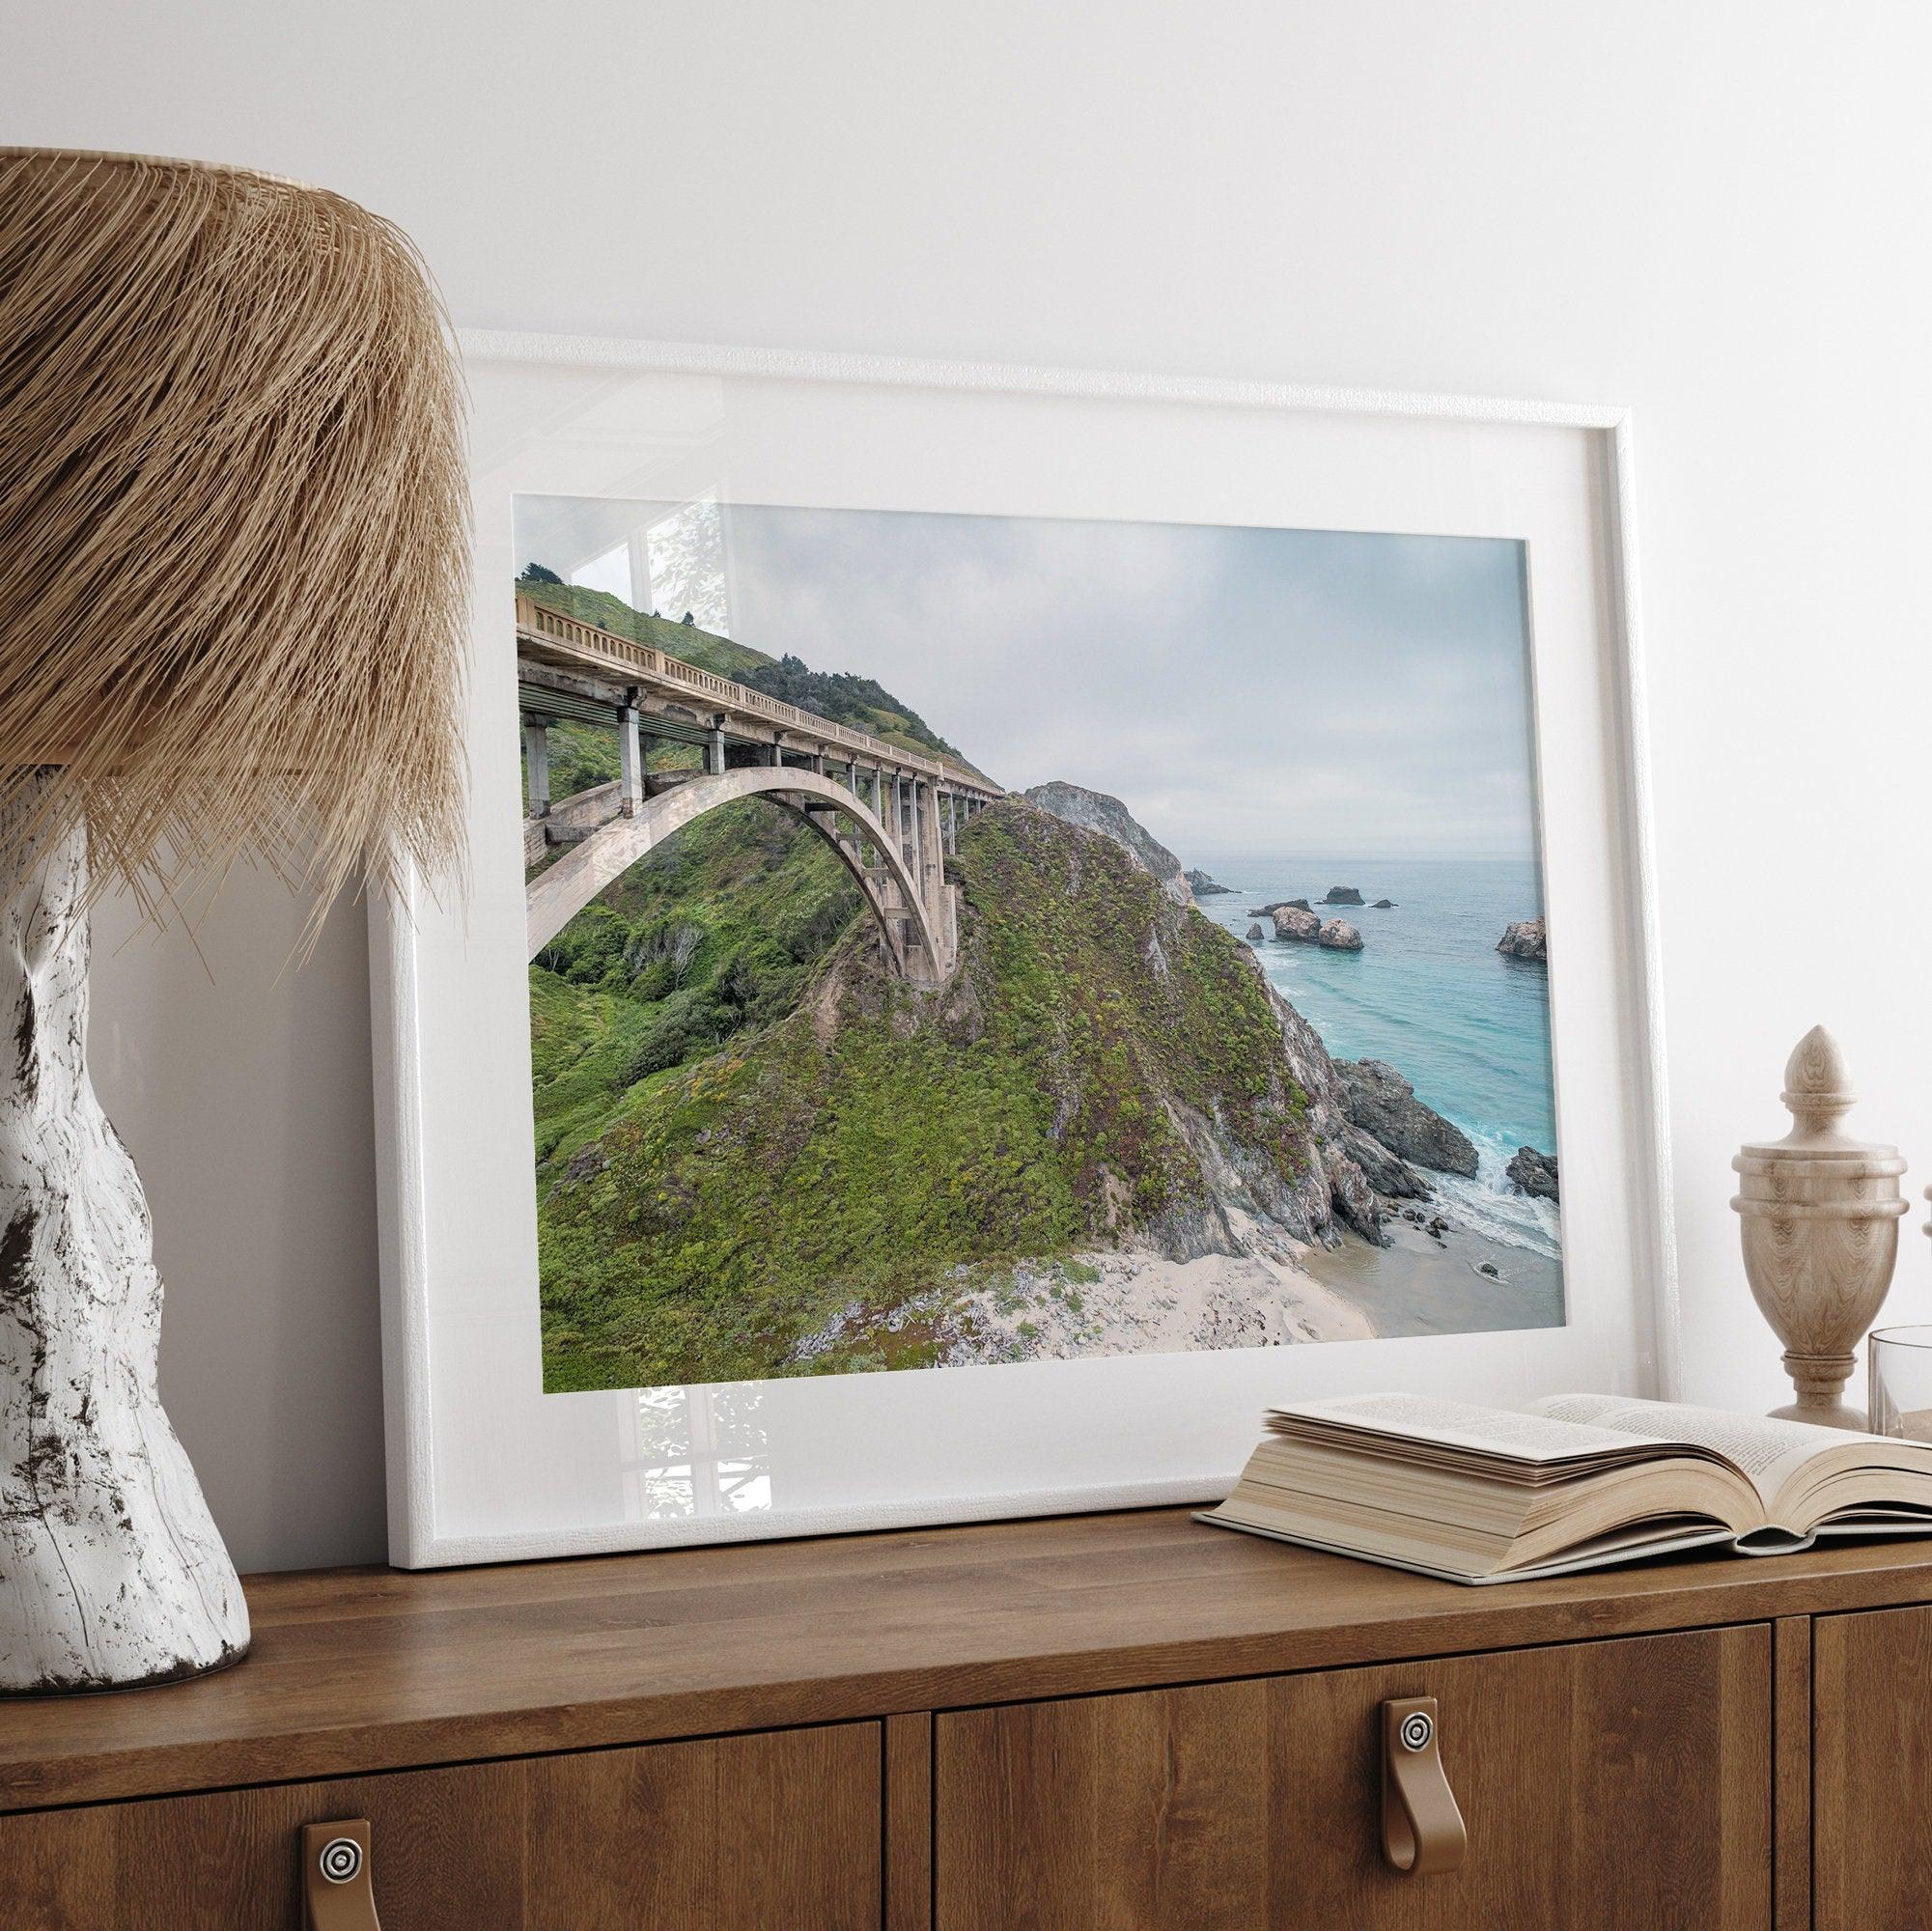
[302,1820,382,1930]
[1380,1697,1467,1876]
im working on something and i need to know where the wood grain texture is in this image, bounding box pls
[937,1625,1772,1930]
[885,1711,934,1931]
[0,1721,878,1930]
[6,1505,1932,1812]
[1774,1615,1812,1931]
[1813,1602,1932,1931]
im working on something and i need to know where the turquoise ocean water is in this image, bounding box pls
[1188,854,1560,1263]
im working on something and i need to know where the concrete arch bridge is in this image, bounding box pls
[518,595,1001,987]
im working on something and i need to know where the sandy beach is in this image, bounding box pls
[788,1198,1556,1370]
[933,1238,1374,1366]
[1300,1213,1563,1336]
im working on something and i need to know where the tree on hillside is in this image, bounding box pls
[519,561,563,584]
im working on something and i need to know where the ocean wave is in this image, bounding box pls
[1425,1131,1562,1261]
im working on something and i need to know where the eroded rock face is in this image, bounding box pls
[1498,916,1547,960]
[1371,899,1396,910]
[1022,781,1193,905]
[1323,885,1364,906]
[1246,923,1264,940]
[1343,1124,1429,1201]
[1249,897,1310,917]
[1334,1058,1479,1178]
[1507,1145,1559,1200]
[1185,868,1232,896]
[1318,918,1364,951]
[1271,905,1323,942]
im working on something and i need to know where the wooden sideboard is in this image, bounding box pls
[5,1506,1932,1928]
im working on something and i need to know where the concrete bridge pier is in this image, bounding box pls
[618,703,645,816]
[523,719,551,818]
[707,714,727,776]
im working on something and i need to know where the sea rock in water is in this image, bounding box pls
[1185,867,1233,896]
[1334,1059,1479,1178]
[1317,918,1364,951]
[1248,896,1312,917]
[1372,899,1396,910]
[1246,922,1264,940]
[1022,780,1193,905]
[1497,916,1547,961]
[1506,1145,1559,1200]
[1323,885,1365,906]
[1271,905,1323,942]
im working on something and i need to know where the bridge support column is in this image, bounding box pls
[618,706,644,816]
[944,791,957,854]
[916,779,938,905]
[708,714,727,776]
[523,719,550,818]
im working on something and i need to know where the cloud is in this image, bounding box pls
[526,497,1542,860]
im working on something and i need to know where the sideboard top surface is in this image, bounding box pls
[7,1506,1932,1812]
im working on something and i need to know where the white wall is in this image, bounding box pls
[10,1,1931,1572]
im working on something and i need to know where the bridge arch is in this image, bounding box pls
[525,766,950,985]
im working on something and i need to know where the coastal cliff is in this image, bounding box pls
[1022,780,1195,906]
[535,799,1416,1385]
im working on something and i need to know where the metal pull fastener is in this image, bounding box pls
[302,1819,383,1930]
[1380,1697,1467,1876]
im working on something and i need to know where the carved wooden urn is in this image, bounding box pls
[1732,1026,1908,1430]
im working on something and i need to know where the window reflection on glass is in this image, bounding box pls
[621,1385,771,1519]
[569,538,632,604]
[643,494,730,635]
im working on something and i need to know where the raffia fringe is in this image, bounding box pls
[0,149,469,942]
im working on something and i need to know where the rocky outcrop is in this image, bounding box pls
[1185,868,1232,896]
[1507,1145,1559,1200]
[1497,917,1547,961]
[1022,781,1192,905]
[1249,897,1310,917]
[1246,922,1264,940]
[1323,885,1364,906]
[1343,1124,1430,1201]
[1318,919,1364,951]
[1371,899,1396,910]
[1247,969,1401,1244]
[1335,1059,1479,1177]
[1271,905,1322,942]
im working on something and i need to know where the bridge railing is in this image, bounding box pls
[515,595,999,798]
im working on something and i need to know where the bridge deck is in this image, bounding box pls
[516,595,1000,799]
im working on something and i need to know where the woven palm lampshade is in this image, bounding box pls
[0,150,468,1692]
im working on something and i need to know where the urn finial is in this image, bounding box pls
[1779,1024,1856,1143]
[1733,1024,1907,1429]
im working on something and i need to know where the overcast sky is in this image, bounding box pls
[530,499,1542,860]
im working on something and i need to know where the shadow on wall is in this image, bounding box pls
[87,871,389,1573]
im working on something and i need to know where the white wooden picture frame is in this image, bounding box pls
[371,334,1675,1568]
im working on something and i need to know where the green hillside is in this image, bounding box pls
[530,802,862,1195]
[536,801,1312,1391]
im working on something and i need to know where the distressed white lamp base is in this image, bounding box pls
[0,796,248,1693]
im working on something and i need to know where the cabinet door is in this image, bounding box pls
[0,1721,880,1930]
[1814,1603,1932,1931]
[937,1626,1771,1930]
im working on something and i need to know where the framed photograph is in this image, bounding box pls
[371,334,1676,1567]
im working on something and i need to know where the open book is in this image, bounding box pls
[1197,1392,1932,1583]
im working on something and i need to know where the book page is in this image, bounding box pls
[1272,1392,1668,1464]
[1529,1394,1847,1505]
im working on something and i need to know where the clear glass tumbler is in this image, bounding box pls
[1866,1326,1932,1440]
